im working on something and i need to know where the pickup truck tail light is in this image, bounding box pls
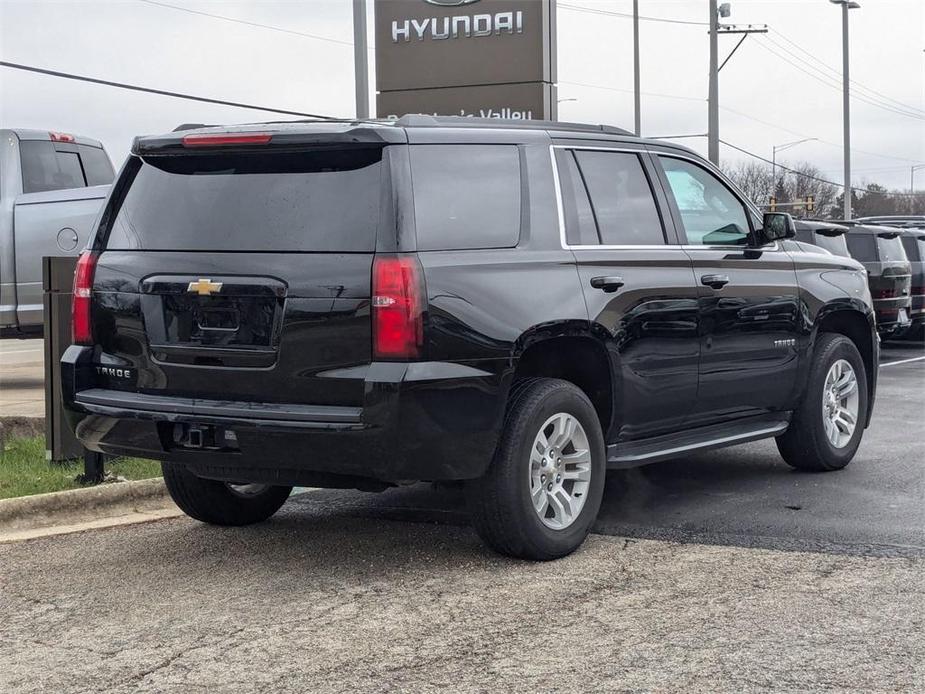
[72,251,98,345]
[372,255,424,360]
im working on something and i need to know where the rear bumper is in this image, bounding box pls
[874,297,913,332]
[62,346,508,484]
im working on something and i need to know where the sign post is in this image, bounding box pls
[374,0,557,120]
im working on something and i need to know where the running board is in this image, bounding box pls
[607,414,791,469]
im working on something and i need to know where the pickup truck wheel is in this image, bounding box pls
[776,333,868,472]
[162,462,292,526]
[466,378,606,560]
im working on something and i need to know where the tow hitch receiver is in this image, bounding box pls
[173,424,239,451]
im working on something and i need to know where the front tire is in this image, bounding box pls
[776,333,868,471]
[162,462,292,526]
[466,378,606,560]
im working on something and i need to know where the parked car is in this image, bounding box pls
[841,222,913,337]
[62,116,878,560]
[856,215,925,229]
[899,229,925,338]
[792,220,851,257]
[0,129,115,336]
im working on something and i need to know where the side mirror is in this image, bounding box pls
[758,212,796,245]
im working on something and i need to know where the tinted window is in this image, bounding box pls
[573,150,664,245]
[78,145,114,186]
[104,149,382,251]
[20,141,86,193]
[557,150,598,246]
[410,145,520,251]
[845,233,877,260]
[813,233,850,257]
[877,235,906,262]
[901,236,923,262]
[659,156,750,246]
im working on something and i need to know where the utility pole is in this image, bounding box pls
[353,0,369,119]
[707,3,765,166]
[831,0,859,219]
[708,0,719,164]
[633,0,641,136]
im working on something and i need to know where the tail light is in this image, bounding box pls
[72,251,98,345]
[872,288,897,299]
[912,286,925,295]
[372,255,424,360]
[49,131,75,143]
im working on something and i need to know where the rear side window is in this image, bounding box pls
[20,141,85,193]
[103,149,382,252]
[845,233,877,260]
[410,145,521,251]
[78,145,115,186]
[572,150,664,245]
[877,235,906,262]
[901,235,923,262]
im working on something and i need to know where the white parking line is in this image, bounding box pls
[0,349,44,355]
[880,356,925,368]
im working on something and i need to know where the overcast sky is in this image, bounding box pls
[1,0,922,191]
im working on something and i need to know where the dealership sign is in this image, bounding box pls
[374,0,556,119]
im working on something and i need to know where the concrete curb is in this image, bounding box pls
[0,477,175,533]
[0,415,45,440]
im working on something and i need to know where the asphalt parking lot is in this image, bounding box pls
[1,341,922,692]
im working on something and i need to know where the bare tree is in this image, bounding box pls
[722,160,772,208]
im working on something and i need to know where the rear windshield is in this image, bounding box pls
[103,149,382,252]
[21,140,114,193]
[876,235,906,263]
[845,233,877,261]
[901,235,923,262]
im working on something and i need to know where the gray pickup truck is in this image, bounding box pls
[1,129,114,336]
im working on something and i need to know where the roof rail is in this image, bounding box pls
[393,114,633,136]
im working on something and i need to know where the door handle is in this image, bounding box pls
[701,274,730,290]
[590,276,625,293]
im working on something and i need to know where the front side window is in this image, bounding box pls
[659,156,750,246]
[410,145,521,251]
[901,235,923,262]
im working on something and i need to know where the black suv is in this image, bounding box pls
[841,222,913,337]
[63,116,878,560]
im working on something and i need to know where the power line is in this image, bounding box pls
[558,3,708,26]
[761,33,925,119]
[720,139,920,196]
[0,61,336,120]
[754,37,925,121]
[559,79,703,103]
[769,29,925,116]
[561,78,923,165]
[136,0,354,47]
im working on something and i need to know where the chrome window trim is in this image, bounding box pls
[549,143,780,253]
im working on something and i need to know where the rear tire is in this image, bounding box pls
[466,378,606,560]
[776,333,868,472]
[162,462,292,526]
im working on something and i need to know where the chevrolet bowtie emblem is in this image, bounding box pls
[187,278,223,296]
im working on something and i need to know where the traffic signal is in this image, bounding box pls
[805,196,815,213]
[769,196,777,212]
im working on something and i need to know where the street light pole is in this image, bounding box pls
[633,0,641,136]
[831,0,860,220]
[912,164,925,194]
[772,137,819,193]
[352,0,369,119]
